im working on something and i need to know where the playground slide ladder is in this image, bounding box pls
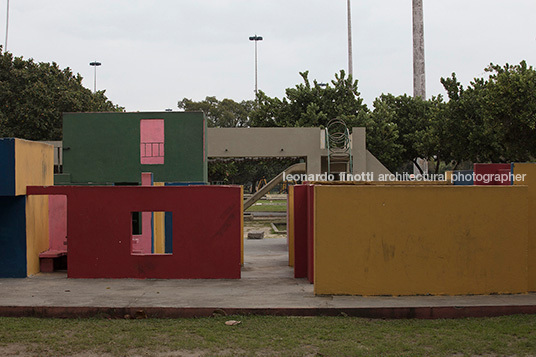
[325,118,353,176]
[243,162,306,211]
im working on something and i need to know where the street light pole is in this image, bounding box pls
[347,0,353,78]
[89,61,101,93]
[412,0,426,99]
[249,35,263,97]
[4,0,9,52]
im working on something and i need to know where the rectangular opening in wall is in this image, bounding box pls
[130,211,172,255]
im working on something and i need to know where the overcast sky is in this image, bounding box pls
[3,0,536,111]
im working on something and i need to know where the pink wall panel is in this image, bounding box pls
[131,173,154,254]
[48,195,67,252]
[140,119,164,165]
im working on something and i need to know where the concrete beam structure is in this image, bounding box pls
[207,127,390,177]
[207,128,323,175]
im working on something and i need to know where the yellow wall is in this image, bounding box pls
[514,163,536,291]
[314,185,529,296]
[287,185,295,267]
[15,139,54,196]
[153,182,166,254]
[15,139,53,275]
[26,195,49,275]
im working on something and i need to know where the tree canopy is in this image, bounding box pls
[0,49,123,140]
[178,61,535,176]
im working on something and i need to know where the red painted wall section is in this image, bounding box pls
[48,195,67,252]
[293,185,309,278]
[140,119,165,164]
[28,186,242,279]
[307,184,315,284]
[474,163,512,185]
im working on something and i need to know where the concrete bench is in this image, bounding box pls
[39,249,67,272]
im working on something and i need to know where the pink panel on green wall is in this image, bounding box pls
[140,119,164,164]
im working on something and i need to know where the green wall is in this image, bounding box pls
[62,112,207,184]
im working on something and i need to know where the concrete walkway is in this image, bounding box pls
[1,237,536,319]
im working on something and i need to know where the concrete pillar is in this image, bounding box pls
[307,155,322,175]
[351,128,367,175]
[412,0,426,99]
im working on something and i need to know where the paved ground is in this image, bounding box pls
[1,237,536,318]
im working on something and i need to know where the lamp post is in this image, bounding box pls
[347,0,353,78]
[89,61,101,93]
[249,35,263,97]
[4,0,9,52]
[412,0,426,99]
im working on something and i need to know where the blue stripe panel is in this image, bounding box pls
[164,182,206,186]
[0,138,16,196]
[0,196,27,277]
[453,170,474,186]
[511,163,515,186]
[164,212,173,254]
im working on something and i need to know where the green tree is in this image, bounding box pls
[482,61,536,161]
[250,70,369,128]
[365,98,404,172]
[0,49,123,140]
[178,96,254,127]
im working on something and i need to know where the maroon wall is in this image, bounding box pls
[28,186,242,279]
[307,184,315,284]
[474,163,512,185]
[293,185,308,278]
[292,184,315,283]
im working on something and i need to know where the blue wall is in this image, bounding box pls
[0,139,15,196]
[0,196,27,277]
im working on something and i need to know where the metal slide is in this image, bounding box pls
[243,162,306,211]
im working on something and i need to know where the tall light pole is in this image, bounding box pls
[347,0,353,78]
[249,35,263,97]
[412,0,426,99]
[4,0,9,52]
[89,61,101,93]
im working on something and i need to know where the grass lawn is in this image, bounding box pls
[1,314,536,356]
[245,199,287,212]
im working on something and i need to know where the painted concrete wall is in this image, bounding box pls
[513,163,536,291]
[0,139,53,196]
[48,195,67,252]
[0,196,27,277]
[287,185,295,267]
[474,163,512,185]
[14,139,54,195]
[0,139,16,196]
[0,139,52,277]
[62,112,207,184]
[28,185,242,279]
[26,195,50,275]
[314,185,529,295]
